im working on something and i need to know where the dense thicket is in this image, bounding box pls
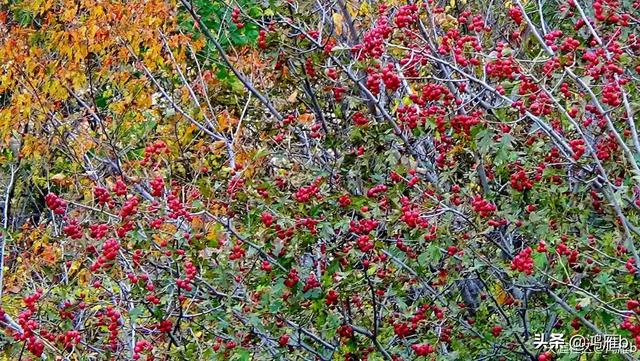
[1,0,640,360]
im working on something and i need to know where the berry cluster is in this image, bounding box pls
[356,234,375,252]
[511,247,534,275]
[620,315,640,347]
[167,192,192,220]
[133,339,153,361]
[157,319,172,333]
[354,15,392,59]
[507,6,523,24]
[492,325,503,337]
[381,63,401,92]
[150,175,164,197]
[90,238,120,272]
[302,273,320,292]
[543,30,564,52]
[15,290,45,357]
[352,112,369,126]
[337,324,353,338]
[261,260,272,272]
[411,343,435,356]
[45,192,66,214]
[120,196,139,218]
[510,169,533,191]
[325,289,339,305]
[366,69,382,96]
[141,140,168,166]
[626,257,636,274]
[394,4,418,28]
[61,330,82,349]
[393,320,414,338]
[338,194,352,207]
[285,268,299,288]
[294,178,322,203]
[63,218,83,239]
[450,114,481,135]
[260,212,275,227]
[257,29,267,49]
[332,86,346,101]
[399,201,427,229]
[560,37,580,52]
[97,306,121,351]
[229,244,246,260]
[349,218,380,234]
[113,178,127,196]
[602,83,622,106]
[231,8,244,29]
[176,259,197,291]
[471,195,496,217]
[595,133,618,160]
[486,56,520,80]
[93,186,112,206]
[397,105,420,129]
[367,184,388,198]
[569,139,586,160]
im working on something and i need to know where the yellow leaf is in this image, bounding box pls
[492,282,513,305]
[69,260,82,273]
[355,2,367,17]
[333,13,344,36]
[77,269,91,286]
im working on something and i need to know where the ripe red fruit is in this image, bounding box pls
[231,8,243,29]
[569,139,586,160]
[536,241,547,253]
[352,112,369,126]
[511,247,534,275]
[278,334,289,347]
[338,194,352,207]
[367,184,387,198]
[257,29,268,49]
[538,351,553,361]
[394,4,418,28]
[284,269,299,288]
[510,169,533,191]
[492,325,503,337]
[45,192,67,214]
[302,273,320,292]
[337,324,353,338]
[260,212,275,227]
[261,261,272,272]
[326,289,339,305]
[471,195,496,217]
[113,178,127,196]
[411,343,434,356]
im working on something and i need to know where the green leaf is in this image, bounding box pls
[303,288,322,300]
[129,306,145,323]
[231,349,251,361]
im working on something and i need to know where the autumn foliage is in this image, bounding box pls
[1,0,640,360]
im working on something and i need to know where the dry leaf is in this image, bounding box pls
[298,113,315,124]
[51,173,68,186]
[287,90,298,103]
